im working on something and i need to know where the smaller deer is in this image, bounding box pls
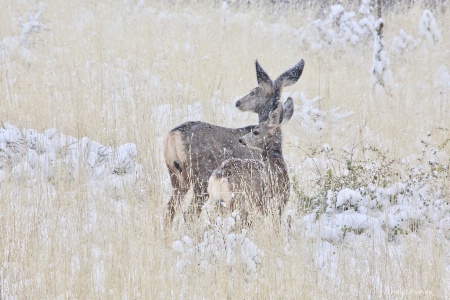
[206,96,293,224]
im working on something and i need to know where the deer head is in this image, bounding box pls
[235,60,304,123]
[238,97,293,157]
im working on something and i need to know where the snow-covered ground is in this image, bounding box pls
[2,91,448,292]
[0,123,142,194]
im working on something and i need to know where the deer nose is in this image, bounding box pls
[238,138,245,145]
[235,100,241,108]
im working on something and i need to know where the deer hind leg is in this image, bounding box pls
[165,161,189,227]
[183,179,209,224]
[164,131,189,227]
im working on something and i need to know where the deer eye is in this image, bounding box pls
[250,91,255,96]
[253,131,259,136]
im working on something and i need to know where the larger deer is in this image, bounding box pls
[206,95,293,224]
[164,59,305,226]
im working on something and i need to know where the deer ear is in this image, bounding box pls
[282,97,294,124]
[274,59,305,87]
[255,60,273,93]
[268,101,284,127]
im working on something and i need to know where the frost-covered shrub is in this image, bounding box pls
[297,4,375,54]
[388,9,442,57]
[291,130,450,242]
[286,92,353,138]
[1,4,47,62]
[0,123,142,193]
[419,9,441,44]
[371,18,393,93]
[359,0,376,16]
[391,29,419,56]
[172,213,264,276]
[19,5,48,47]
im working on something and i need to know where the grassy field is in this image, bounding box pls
[1,0,449,298]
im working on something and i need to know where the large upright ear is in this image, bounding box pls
[268,101,284,127]
[282,97,294,124]
[274,59,305,87]
[255,60,273,93]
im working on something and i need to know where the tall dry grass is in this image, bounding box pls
[1,0,449,298]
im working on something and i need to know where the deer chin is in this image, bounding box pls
[245,145,263,152]
[236,104,255,112]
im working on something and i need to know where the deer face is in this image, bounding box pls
[235,60,274,117]
[235,86,273,114]
[239,97,293,151]
[238,121,274,152]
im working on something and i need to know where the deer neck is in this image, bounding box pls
[261,128,284,162]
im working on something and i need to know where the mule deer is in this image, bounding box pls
[164,59,304,226]
[206,97,293,224]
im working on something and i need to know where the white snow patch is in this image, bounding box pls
[0,123,143,198]
[172,213,264,276]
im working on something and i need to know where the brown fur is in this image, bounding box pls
[208,158,289,222]
[206,99,293,224]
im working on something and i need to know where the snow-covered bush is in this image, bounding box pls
[359,0,376,16]
[391,29,419,56]
[284,92,353,139]
[371,18,393,93]
[419,9,441,44]
[172,212,264,276]
[297,3,376,54]
[291,130,450,243]
[0,123,142,193]
[19,5,48,47]
[1,4,47,62]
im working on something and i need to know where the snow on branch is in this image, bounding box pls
[371,1,392,94]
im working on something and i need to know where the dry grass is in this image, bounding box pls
[1,0,449,298]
